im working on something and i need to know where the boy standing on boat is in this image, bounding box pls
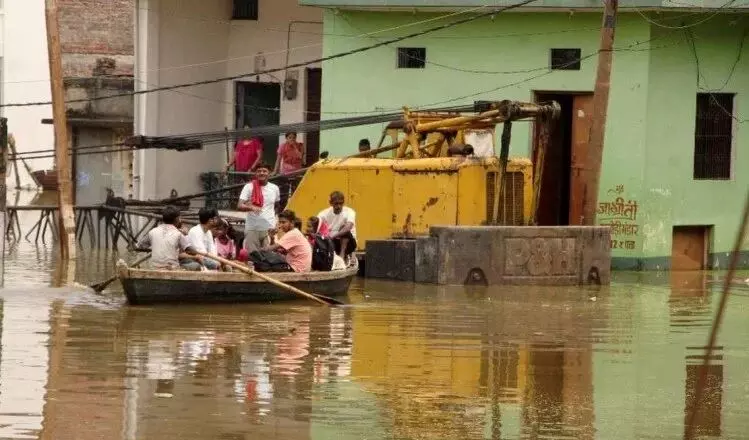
[237,163,281,254]
[187,208,220,270]
[136,206,201,271]
[317,191,357,260]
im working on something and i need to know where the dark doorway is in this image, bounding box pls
[235,82,281,167]
[533,92,593,226]
[305,68,322,164]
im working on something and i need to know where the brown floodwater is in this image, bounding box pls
[1,193,749,439]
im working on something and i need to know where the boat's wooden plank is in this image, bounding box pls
[124,266,356,283]
[121,274,355,305]
[116,257,358,305]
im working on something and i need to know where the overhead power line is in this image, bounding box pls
[0,0,538,109]
[8,29,686,159]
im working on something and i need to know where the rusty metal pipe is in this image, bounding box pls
[415,109,502,132]
[495,121,513,224]
[413,101,559,133]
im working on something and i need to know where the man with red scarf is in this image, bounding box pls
[237,163,280,253]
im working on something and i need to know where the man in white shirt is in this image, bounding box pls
[136,206,200,271]
[317,190,357,259]
[237,163,281,253]
[187,207,220,270]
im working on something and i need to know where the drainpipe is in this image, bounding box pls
[284,20,323,136]
[285,20,323,74]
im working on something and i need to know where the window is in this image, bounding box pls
[694,93,734,180]
[550,48,581,70]
[232,0,258,20]
[397,47,426,69]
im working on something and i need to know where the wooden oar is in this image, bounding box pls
[91,253,152,293]
[194,251,341,306]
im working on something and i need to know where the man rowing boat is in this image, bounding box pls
[136,206,200,271]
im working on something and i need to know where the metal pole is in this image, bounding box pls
[580,0,618,225]
[684,190,749,440]
[45,0,77,280]
[0,118,7,287]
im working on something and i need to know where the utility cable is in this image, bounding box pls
[0,4,491,87]
[634,0,743,30]
[8,30,686,158]
[0,6,731,86]
[686,26,749,123]
[0,0,538,109]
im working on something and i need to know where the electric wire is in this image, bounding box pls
[633,0,744,30]
[0,0,538,109]
[685,26,749,123]
[0,6,725,87]
[8,29,690,160]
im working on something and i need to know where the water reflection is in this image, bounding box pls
[0,270,747,439]
[0,296,50,440]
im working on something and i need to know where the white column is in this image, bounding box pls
[134,0,160,201]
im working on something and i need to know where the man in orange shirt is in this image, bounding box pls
[262,210,312,273]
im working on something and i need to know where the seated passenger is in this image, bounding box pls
[187,208,220,270]
[305,216,319,246]
[306,216,330,243]
[214,219,237,261]
[317,191,357,259]
[305,216,345,270]
[136,206,200,271]
[263,210,312,273]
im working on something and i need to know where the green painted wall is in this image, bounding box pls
[317,9,748,266]
[642,19,749,266]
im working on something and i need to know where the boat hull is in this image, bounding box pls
[117,261,358,305]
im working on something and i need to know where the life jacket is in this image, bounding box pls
[310,234,335,272]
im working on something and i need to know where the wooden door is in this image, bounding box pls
[672,226,709,270]
[305,68,322,164]
[568,94,594,225]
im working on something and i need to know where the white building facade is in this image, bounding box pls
[1,0,54,189]
[134,0,323,200]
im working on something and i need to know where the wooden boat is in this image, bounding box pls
[32,169,58,191]
[116,259,359,305]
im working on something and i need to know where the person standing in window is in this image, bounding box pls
[226,126,264,174]
[274,132,305,175]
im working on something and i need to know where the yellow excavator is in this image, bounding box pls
[287,100,560,253]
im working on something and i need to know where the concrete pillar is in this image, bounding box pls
[134,0,160,201]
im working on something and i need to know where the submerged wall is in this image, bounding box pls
[367,226,611,285]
